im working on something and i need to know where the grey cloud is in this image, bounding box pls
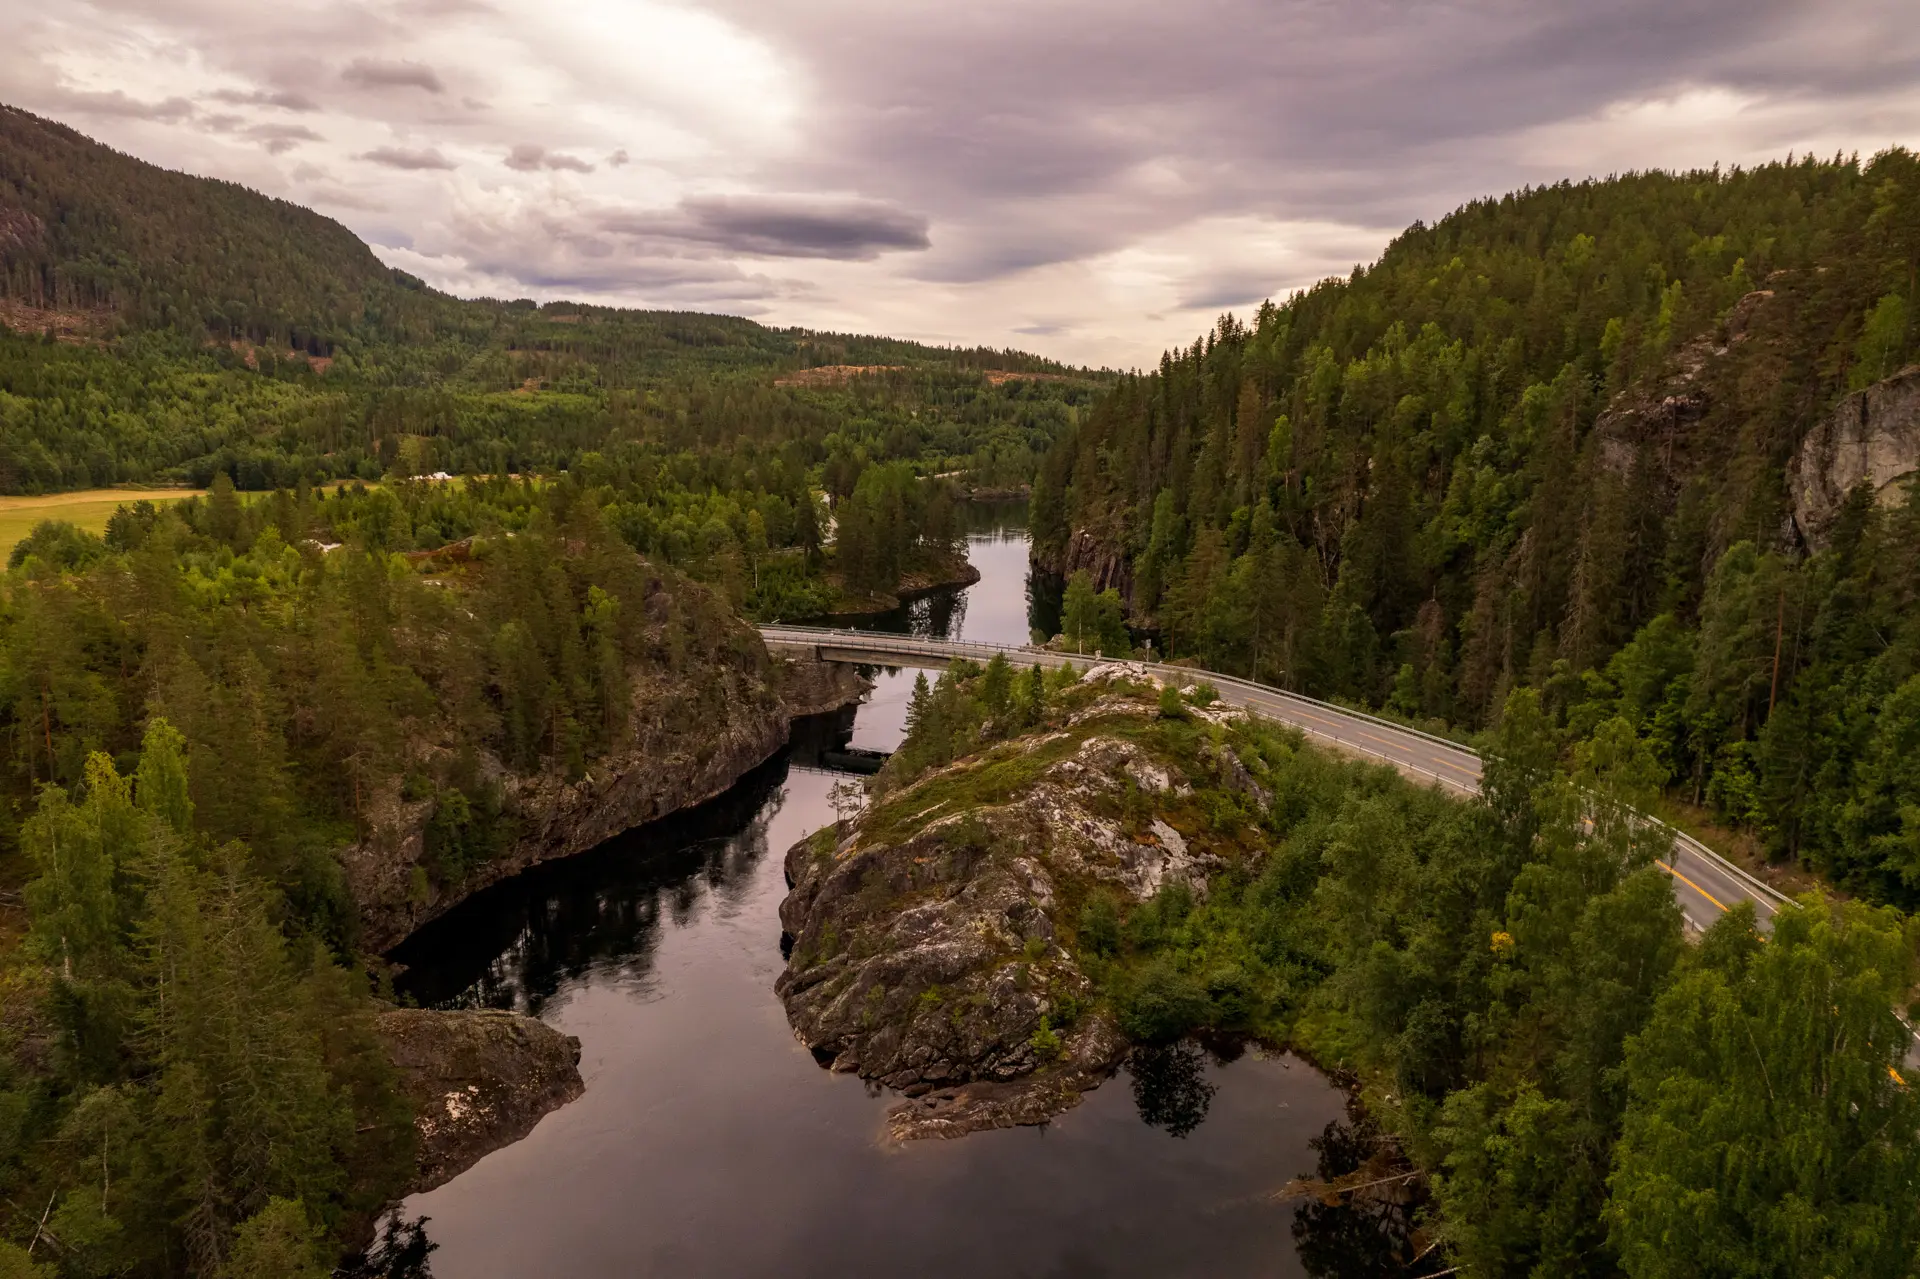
[504,144,594,173]
[361,146,455,170]
[596,195,930,260]
[714,0,1906,281]
[342,58,445,94]
[457,242,793,303]
[1179,279,1281,313]
[45,88,195,123]
[14,0,1920,362]
[303,185,390,212]
[209,88,319,112]
[248,123,324,154]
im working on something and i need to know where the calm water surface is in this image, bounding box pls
[391,505,1357,1277]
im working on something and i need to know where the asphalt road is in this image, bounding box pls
[763,624,1918,1074]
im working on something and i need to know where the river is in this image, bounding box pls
[389,503,1378,1278]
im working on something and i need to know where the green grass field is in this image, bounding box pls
[0,487,202,561]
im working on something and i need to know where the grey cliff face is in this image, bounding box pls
[776,726,1229,1140]
[1791,365,1920,547]
[345,633,872,954]
[774,654,874,719]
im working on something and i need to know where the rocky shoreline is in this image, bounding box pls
[346,650,869,953]
[819,557,984,619]
[349,647,868,1194]
[374,1007,586,1194]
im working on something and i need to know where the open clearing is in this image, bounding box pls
[0,487,202,560]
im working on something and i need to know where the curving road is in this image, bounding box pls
[760,625,1792,939]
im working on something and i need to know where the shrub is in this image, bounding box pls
[1078,892,1121,956]
[1118,958,1213,1040]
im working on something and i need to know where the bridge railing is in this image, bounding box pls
[765,626,1479,754]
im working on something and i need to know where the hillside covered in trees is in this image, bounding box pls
[5,98,1920,1275]
[0,106,1116,1272]
[1034,148,1920,908]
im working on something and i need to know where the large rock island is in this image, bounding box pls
[776,668,1274,1139]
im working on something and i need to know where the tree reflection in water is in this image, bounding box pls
[1125,1041,1219,1138]
[389,755,790,1014]
[1291,1110,1447,1277]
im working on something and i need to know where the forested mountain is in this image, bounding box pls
[1035,149,1920,907]
[0,106,1104,616]
[6,100,1920,1276]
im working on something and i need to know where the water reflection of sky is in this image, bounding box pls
[848,505,1035,752]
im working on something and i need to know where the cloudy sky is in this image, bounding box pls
[7,0,1920,366]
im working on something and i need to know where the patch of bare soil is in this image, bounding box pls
[774,364,907,387]
[0,298,112,343]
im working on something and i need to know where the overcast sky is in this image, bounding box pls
[8,0,1920,367]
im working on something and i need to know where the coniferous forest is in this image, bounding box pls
[0,101,1918,1276]
[1034,149,1920,908]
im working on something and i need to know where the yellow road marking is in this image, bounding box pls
[1657,861,1729,913]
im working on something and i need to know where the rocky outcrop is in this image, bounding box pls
[375,1007,583,1193]
[775,654,872,718]
[825,556,983,617]
[346,622,791,953]
[1034,527,1132,599]
[776,687,1243,1139]
[1589,289,1776,483]
[1791,365,1920,547]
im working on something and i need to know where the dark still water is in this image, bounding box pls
[390,506,1362,1278]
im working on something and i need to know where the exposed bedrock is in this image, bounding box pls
[776,718,1238,1140]
[375,1007,584,1194]
[1792,365,1920,547]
